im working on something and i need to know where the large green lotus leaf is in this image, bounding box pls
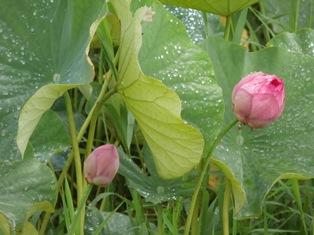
[0,159,57,230]
[165,7,223,44]
[158,0,258,16]
[0,0,107,160]
[205,37,314,217]
[268,29,314,57]
[132,0,224,152]
[261,0,314,33]
[112,0,204,179]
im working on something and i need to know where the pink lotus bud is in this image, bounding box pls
[84,144,119,187]
[232,72,285,128]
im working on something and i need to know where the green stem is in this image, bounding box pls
[68,184,92,235]
[97,48,104,83]
[312,209,314,235]
[224,16,232,41]
[131,190,145,227]
[157,206,164,235]
[57,79,114,188]
[64,93,83,200]
[291,179,308,234]
[172,197,183,235]
[38,213,51,235]
[183,120,238,235]
[191,196,200,235]
[223,181,231,235]
[305,180,313,234]
[95,117,103,146]
[39,56,115,235]
[263,204,269,235]
[291,0,301,32]
[73,89,78,111]
[77,75,113,141]
[102,110,110,143]
[85,113,98,157]
[201,12,211,38]
[258,2,271,43]
[64,92,84,235]
[199,190,210,234]
[232,215,237,235]
[249,7,275,38]
[246,21,261,51]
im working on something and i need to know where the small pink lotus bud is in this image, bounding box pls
[84,144,119,187]
[232,72,285,128]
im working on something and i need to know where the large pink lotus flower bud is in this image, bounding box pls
[232,72,285,128]
[84,144,119,187]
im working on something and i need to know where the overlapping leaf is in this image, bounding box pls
[205,36,314,217]
[112,0,204,179]
[159,0,258,15]
[0,0,106,231]
[0,0,107,159]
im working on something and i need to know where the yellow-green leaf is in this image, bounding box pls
[112,0,204,179]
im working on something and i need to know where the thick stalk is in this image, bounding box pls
[223,182,231,235]
[38,213,50,235]
[77,75,112,141]
[85,113,98,157]
[172,197,183,235]
[64,92,84,235]
[183,120,238,235]
[157,206,164,235]
[59,76,113,186]
[191,194,200,235]
[224,16,232,41]
[64,92,83,200]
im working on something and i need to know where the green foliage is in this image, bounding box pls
[205,35,314,217]
[0,0,107,158]
[261,0,314,32]
[104,95,135,151]
[268,28,314,57]
[112,0,204,179]
[29,110,70,162]
[85,207,138,235]
[118,147,195,203]
[159,0,258,15]
[0,159,56,231]
[1,0,314,233]
[138,0,224,151]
